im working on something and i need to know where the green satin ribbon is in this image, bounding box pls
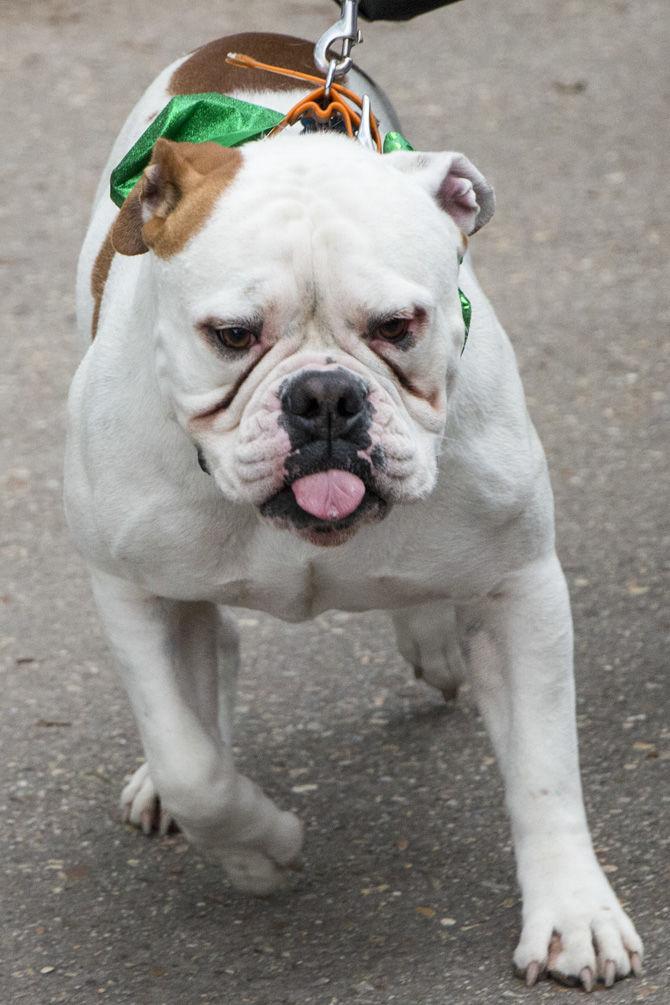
[459,288,472,354]
[382,130,415,153]
[110,93,471,349]
[110,93,285,207]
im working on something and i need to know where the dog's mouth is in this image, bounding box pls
[259,455,388,546]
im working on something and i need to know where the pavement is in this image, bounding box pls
[1,0,668,1003]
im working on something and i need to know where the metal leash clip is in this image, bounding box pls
[314,0,362,93]
[313,0,377,149]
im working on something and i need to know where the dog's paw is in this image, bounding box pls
[220,844,301,896]
[393,605,465,702]
[514,878,643,990]
[218,808,304,896]
[408,634,464,701]
[411,660,462,701]
[120,762,177,836]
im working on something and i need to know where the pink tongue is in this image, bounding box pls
[291,469,365,521]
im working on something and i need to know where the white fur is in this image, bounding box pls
[65,54,642,987]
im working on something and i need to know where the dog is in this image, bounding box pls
[64,32,642,990]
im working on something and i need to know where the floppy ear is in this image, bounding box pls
[111,138,241,256]
[385,150,495,235]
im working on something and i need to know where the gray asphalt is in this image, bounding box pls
[1,1,668,1003]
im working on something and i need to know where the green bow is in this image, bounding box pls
[110,92,285,207]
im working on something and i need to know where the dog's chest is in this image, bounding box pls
[106,492,459,619]
[160,512,455,620]
[221,540,453,621]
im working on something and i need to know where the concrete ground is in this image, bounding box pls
[1,0,668,1002]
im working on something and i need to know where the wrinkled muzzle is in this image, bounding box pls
[259,366,385,542]
[220,360,439,545]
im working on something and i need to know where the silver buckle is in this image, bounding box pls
[356,94,376,150]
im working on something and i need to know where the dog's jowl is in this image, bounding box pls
[65,31,642,990]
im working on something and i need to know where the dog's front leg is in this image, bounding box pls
[463,553,642,990]
[91,570,302,894]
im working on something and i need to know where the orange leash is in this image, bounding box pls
[225,52,382,152]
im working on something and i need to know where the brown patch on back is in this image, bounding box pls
[169,33,326,97]
[90,231,115,339]
[111,140,243,260]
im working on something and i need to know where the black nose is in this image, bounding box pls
[283,369,368,442]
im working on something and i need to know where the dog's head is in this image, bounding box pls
[112,133,494,545]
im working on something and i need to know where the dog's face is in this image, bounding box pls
[112,134,493,545]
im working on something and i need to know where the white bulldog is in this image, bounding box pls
[65,32,642,991]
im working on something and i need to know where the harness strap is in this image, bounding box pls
[225,52,382,152]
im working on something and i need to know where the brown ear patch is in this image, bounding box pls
[111,140,243,261]
[144,142,243,259]
[169,33,323,96]
[110,185,147,256]
[93,141,242,339]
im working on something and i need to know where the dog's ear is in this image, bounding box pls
[385,151,495,235]
[111,138,241,257]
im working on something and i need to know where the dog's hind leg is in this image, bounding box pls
[392,603,465,701]
[93,570,302,894]
[215,606,240,747]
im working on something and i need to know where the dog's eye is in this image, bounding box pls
[212,326,257,351]
[374,317,411,342]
